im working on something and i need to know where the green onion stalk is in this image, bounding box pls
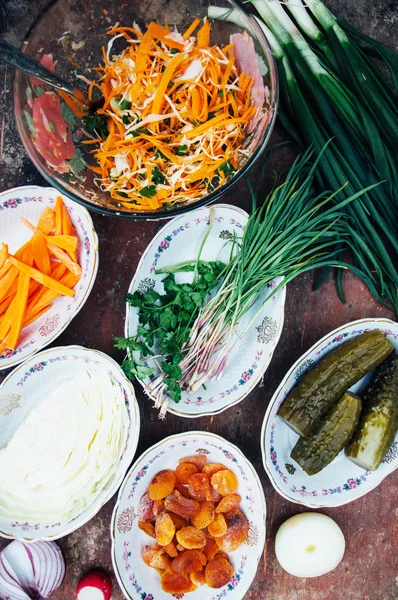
[208,2,398,313]
[149,146,380,415]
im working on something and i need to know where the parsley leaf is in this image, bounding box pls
[152,166,167,185]
[82,113,109,140]
[176,145,187,156]
[139,185,157,198]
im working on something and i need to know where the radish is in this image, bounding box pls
[76,571,112,600]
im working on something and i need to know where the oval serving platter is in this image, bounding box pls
[0,186,99,371]
[125,204,286,417]
[0,345,140,541]
[261,318,398,508]
[111,431,266,600]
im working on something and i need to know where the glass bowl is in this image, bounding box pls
[14,0,278,219]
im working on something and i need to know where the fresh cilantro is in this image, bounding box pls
[116,260,225,404]
[176,145,187,156]
[218,159,236,178]
[155,148,168,160]
[152,166,167,185]
[122,115,130,125]
[218,90,224,97]
[170,48,180,55]
[120,100,131,110]
[139,185,157,198]
[82,113,109,140]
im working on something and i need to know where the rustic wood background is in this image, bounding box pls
[0,1,397,598]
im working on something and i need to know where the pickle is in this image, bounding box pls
[278,331,393,436]
[346,354,398,471]
[291,392,362,475]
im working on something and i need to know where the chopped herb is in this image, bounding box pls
[170,48,180,55]
[176,145,187,156]
[122,115,130,125]
[139,185,157,198]
[218,89,224,97]
[208,112,216,120]
[82,113,109,140]
[120,100,131,110]
[218,159,235,178]
[155,148,168,160]
[118,191,129,198]
[152,166,167,185]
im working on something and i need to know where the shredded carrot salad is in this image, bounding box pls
[86,18,259,211]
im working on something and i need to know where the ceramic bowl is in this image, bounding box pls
[111,431,266,600]
[0,186,98,371]
[261,318,398,508]
[125,204,286,417]
[13,0,277,219]
[0,345,140,541]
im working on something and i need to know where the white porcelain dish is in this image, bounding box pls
[0,186,99,370]
[125,204,285,417]
[261,318,398,508]
[111,431,266,600]
[0,345,140,541]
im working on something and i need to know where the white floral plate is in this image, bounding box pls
[111,431,266,600]
[125,204,285,417]
[261,318,398,508]
[0,186,99,370]
[0,345,140,541]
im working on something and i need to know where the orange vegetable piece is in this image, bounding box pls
[155,512,176,546]
[142,544,158,567]
[188,473,213,502]
[179,455,207,469]
[216,494,242,513]
[153,499,165,516]
[175,482,191,498]
[175,462,198,484]
[191,501,215,529]
[150,548,173,573]
[202,463,226,476]
[7,271,30,350]
[205,555,234,589]
[54,196,63,236]
[197,19,210,48]
[0,244,8,270]
[164,490,200,518]
[203,536,219,561]
[149,469,176,500]
[164,541,178,558]
[216,508,249,552]
[32,234,51,275]
[37,207,55,234]
[8,256,75,297]
[211,470,238,496]
[190,569,206,586]
[172,550,207,574]
[176,526,206,549]
[207,513,227,538]
[161,572,196,594]
[168,512,188,531]
[138,521,155,538]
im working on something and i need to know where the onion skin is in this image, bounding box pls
[76,571,113,600]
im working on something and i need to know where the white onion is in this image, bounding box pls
[0,541,65,599]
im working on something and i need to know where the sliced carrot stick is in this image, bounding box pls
[54,196,63,236]
[0,244,8,269]
[62,205,78,261]
[7,271,30,350]
[7,256,75,298]
[32,233,51,275]
[25,271,79,322]
[197,19,210,48]
[0,293,14,316]
[46,243,82,277]
[21,219,79,266]
[0,295,16,340]
[37,207,56,235]
[23,306,51,328]
[0,266,19,303]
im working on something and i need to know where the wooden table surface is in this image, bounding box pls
[0,1,397,599]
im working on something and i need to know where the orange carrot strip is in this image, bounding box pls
[23,306,51,328]
[26,271,79,322]
[7,270,30,350]
[21,218,78,256]
[58,90,84,117]
[37,207,56,234]
[54,196,64,235]
[32,233,51,275]
[0,244,8,269]
[0,296,15,341]
[197,19,210,48]
[0,266,19,303]
[8,256,75,297]
[46,243,82,277]
[183,18,200,39]
[0,293,14,316]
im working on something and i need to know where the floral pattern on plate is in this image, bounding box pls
[261,318,398,507]
[111,432,266,600]
[125,204,286,417]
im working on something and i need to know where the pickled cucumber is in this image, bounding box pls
[291,392,362,475]
[278,331,393,437]
[346,354,398,471]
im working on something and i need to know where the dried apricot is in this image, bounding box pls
[164,490,200,518]
[188,473,213,502]
[138,521,155,538]
[142,544,158,567]
[155,512,176,546]
[161,572,196,593]
[211,488,222,503]
[211,470,238,496]
[216,494,242,513]
[176,543,185,552]
[202,463,226,476]
[179,455,207,469]
[164,541,178,558]
[149,469,176,501]
[190,569,206,586]
[172,550,207,573]
[168,511,188,530]
[150,548,173,573]
[153,499,165,516]
[176,526,206,549]
[207,513,227,538]
[191,501,215,529]
[175,482,191,498]
[175,462,198,484]
[205,555,234,588]
[138,493,154,521]
[203,536,219,561]
[216,508,249,552]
